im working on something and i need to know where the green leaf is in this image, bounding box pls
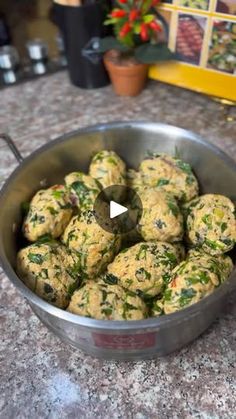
[102,307,113,316]
[156,178,170,187]
[103,273,118,285]
[98,36,130,53]
[52,190,64,200]
[37,234,54,244]
[175,160,192,174]
[142,0,153,14]
[120,31,135,48]
[202,214,212,228]
[104,18,119,25]
[47,206,58,215]
[143,14,155,23]
[164,288,172,301]
[134,43,176,64]
[21,201,30,216]
[221,222,228,233]
[68,281,79,296]
[28,253,45,265]
[179,288,197,307]
[174,146,181,159]
[167,200,179,217]
[133,22,141,35]
[71,181,88,195]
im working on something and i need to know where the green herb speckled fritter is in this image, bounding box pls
[139,153,199,202]
[23,185,72,242]
[185,194,236,255]
[67,278,147,320]
[62,210,121,278]
[65,172,102,210]
[126,168,145,193]
[162,260,219,315]
[187,249,233,283]
[107,241,184,298]
[17,242,79,309]
[89,150,126,191]
[150,249,233,317]
[138,189,184,242]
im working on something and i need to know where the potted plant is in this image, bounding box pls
[99,0,174,96]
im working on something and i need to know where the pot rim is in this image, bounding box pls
[104,51,148,70]
[1,120,236,331]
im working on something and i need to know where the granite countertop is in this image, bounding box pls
[0,73,236,419]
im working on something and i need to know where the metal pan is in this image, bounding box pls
[0,122,236,360]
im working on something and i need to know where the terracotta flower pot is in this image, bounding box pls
[104,51,148,97]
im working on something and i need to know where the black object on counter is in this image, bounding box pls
[0,13,11,47]
[52,2,110,89]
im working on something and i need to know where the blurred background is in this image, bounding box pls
[0,0,57,60]
[0,0,235,99]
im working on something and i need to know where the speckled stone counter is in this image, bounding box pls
[0,73,236,419]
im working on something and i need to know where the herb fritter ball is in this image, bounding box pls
[62,210,121,278]
[23,185,72,242]
[67,279,147,320]
[139,190,184,242]
[89,150,126,190]
[126,169,145,193]
[107,242,184,298]
[17,242,79,309]
[186,194,236,255]
[163,260,221,314]
[139,154,199,202]
[187,249,233,284]
[65,172,101,210]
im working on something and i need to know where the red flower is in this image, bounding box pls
[118,0,127,3]
[111,9,126,18]
[119,22,131,37]
[129,9,139,22]
[152,0,161,5]
[149,20,162,32]
[140,23,149,41]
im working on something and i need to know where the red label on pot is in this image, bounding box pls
[92,332,156,349]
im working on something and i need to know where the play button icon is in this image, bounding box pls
[94,185,143,234]
[110,201,128,219]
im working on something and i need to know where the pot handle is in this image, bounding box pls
[0,133,24,163]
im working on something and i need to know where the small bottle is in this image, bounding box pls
[26,39,49,76]
[0,45,20,85]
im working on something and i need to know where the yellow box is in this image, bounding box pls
[150,0,236,102]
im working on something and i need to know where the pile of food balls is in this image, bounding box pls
[17,150,236,320]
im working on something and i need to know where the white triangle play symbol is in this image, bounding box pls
[110,201,128,219]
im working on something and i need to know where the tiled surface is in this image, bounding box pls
[0,72,236,418]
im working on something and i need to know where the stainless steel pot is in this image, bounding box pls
[0,122,236,360]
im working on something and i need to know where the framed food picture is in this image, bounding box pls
[150,0,236,102]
